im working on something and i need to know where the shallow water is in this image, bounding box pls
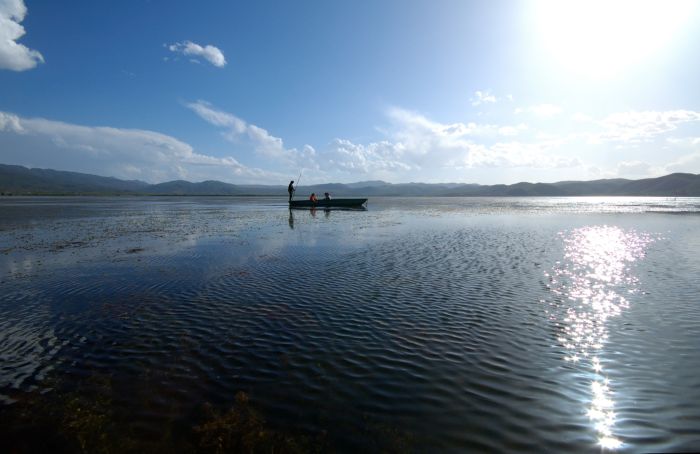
[1,196,699,452]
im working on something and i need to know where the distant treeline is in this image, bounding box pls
[2,163,700,197]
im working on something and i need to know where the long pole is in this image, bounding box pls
[295,169,303,196]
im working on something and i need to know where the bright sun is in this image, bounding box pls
[533,0,697,78]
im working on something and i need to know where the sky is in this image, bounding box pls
[1,0,700,185]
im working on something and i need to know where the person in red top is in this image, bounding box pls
[309,193,318,203]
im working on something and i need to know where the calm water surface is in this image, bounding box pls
[1,196,699,452]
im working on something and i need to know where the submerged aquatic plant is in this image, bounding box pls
[193,391,324,454]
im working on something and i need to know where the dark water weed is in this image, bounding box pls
[193,391,326,454]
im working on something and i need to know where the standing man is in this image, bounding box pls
[288,180,295,202]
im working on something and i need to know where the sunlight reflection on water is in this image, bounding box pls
[544,226,654,449]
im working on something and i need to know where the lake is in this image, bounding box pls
[1,196,699,452]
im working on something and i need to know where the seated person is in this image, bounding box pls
[324,192,331,200]
[309,193,318,202]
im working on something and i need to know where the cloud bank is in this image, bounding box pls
[167,41,226,67]
[3,103,700,185]
[187,101,582,183]
[0,0,44,71]
[0,111,272,183]
[594,110,700,143]
[344,107,577,172]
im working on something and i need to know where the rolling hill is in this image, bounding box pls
[2,163,700,196]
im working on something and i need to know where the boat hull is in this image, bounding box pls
[289,198,367,208]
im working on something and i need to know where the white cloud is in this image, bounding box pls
[593,110,700,144]
[8,99,700,185]
[388,107,575,167]
[186,102,577,181]
[527,104,563,117]
[666,136,700,147]
[187,101,407,181]
[463,140,580,169]
[186,100,316,168]
[167,41,226,68]
[324,139,410,174]
[387,107,477,151]
[0,110,275,183]
[498,124,527,137]
[470,90,497,106]
[0,0,44,71]
[322,107,578,178]
[0,111,24,132]
[187,100,246,131]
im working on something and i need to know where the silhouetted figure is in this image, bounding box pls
[324,192,331,200]
[288,180,295,202]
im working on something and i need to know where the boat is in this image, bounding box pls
[289,198,368,209]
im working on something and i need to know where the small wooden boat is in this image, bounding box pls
[289,198,368,209]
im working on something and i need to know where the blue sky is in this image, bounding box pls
[2,0,700,184]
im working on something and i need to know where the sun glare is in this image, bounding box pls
[533,0,697,78]
[544,225,655,449]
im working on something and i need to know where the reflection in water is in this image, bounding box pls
[287,207,333,229]
[544,226,653,449]
[309,208,331,218]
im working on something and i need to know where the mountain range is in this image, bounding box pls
[2,163,700,197]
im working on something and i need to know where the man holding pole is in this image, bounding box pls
[288,180,295,202]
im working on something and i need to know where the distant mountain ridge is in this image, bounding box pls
[2,163,700,196]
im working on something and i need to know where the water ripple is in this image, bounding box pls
[544,225,655,450]
[1,198,700,452]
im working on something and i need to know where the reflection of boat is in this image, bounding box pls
[290,198,368,209]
